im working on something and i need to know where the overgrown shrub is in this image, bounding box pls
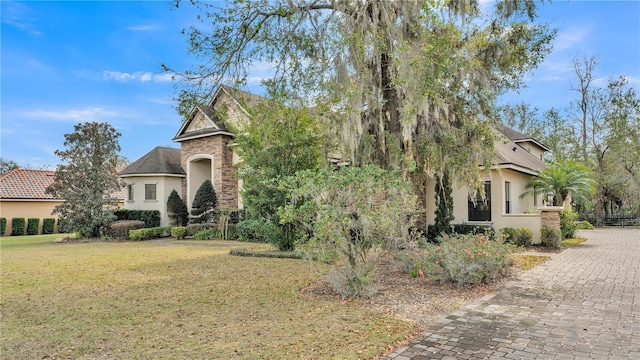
[167,190,189,226]
[411,233,515,286]
[114,209,161,228]
[107,220,145,239]
[171,226,188,239]
[560,209,578,239]
[190,180,217,224]
[453,224,496,239]
[42,218,56,234]
[187,223,217,236]
[575,220,595,230]
[11,218,25,236]
[193,229,220,240]
[1,217,7,235]
[500,227,533,246]
[541,226,561,248]
[236,219,280,243]
[129,226,171,241]
[27,218,40,235]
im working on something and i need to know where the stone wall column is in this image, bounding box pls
[539,206,564,230]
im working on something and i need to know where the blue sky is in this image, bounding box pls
[2,1,639,169]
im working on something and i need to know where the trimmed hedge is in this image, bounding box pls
[187,223,217,236]
[42,218,56,234]
[107,220,145,240]
[11,218,25,236]
[129,226,171,241]
[114,209,161,228]
[0,217,6,236]
[500,227,533,247]
[27,218,40,235]
[170,226,188,240]
[229,248,304,259]
[541,226,561,248]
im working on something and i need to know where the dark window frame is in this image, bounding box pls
[468,182,492,221]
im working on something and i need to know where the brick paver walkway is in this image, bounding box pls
[384,228,640,359]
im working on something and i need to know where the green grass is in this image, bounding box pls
[561,237,587,247]
[1,235,416,359]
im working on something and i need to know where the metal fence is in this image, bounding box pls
[580,214,640,227]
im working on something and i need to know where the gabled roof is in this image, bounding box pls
[0,169,124,200]
[119,146,185,177]
[172,85,266,142]
[499,126,550,152]
[492,129,546,175]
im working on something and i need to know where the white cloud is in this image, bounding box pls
[553,27,591,52]
[18,107,130,123]
[102,71,178,83]
[1,2,42,36]
[128,24,161,31]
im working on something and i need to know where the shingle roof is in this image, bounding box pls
[499,125,550,151]
[118,146,185,177]
[0,169,59,200]
[493,129,546,174]
[0,169,124,200]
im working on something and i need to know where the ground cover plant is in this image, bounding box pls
[1,234,416,359]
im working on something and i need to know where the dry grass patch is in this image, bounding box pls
[561,237,587,248]
[1,235,416,359]
[510,254,551,270]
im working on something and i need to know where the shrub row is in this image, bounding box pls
[426,223,496,242]
[129,226,171,241]
[229,248,304,259]
[106,220,146,240]
[171,226,188,239]
[114,209,161,228]
[3,217,57,236]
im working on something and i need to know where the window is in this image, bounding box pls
[127,184,134,201]
[145,184,157,201]
[505,181,511,214]
[468,182,491,221]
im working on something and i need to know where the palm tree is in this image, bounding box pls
[521,160,597,209]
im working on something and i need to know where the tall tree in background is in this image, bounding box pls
[571,56,598,164]
[46,122,121,237]
[168,0,555,217]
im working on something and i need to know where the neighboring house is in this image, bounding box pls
[0,169,124,235]
[424,126,550,243]
[121,85,550,241]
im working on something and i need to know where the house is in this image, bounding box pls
[121,86,551,241]
[0,169,124,235]
[424,126,550,243]
[119,86,256,226]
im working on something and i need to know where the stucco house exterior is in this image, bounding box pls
[120,85,550,240]
[0,169,124,235]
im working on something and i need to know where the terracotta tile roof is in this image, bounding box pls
[0,169,124,200]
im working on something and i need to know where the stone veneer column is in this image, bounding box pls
[539,206,564,230]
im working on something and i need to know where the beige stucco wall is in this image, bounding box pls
[424,168,541,243]
[121,175,184,227]
[0,200,61,235]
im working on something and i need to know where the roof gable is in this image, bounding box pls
[499,125,550,152]
[493,129,546,174]
[119,146,185,177]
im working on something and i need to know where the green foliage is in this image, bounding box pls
[193,229,220,240]
[540,226,561,248]
[129,227,171,241]
[500,227,533,246]
[186,223,217,236]
[27,218,40,235]
[107,220,145,240]
[234,91,323,250]
[190,180,217,224]
[560,209,579,239]
[45,122,122,237]
[575,220,595,230]
[1,217,7,235]
[42,218,56,235]
[278,165,419,298]
[432,171,454,239]
[413,234,516,286]
[114,209,161,228]
[236,219,280,243]
[170,226,188,240]
[167,190,189,226]
[11,218,25,236]
[0,157,19,174]
[521,160,597,208]
[453,224,496,239]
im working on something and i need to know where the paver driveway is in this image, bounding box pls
[384,228,640,359]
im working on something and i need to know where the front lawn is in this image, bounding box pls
[1,235,416,359]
